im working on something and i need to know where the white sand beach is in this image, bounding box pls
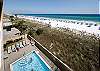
[17,15,100,37]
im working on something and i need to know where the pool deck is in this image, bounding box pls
[3,38,57,71]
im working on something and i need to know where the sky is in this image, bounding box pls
[3,0,100,14]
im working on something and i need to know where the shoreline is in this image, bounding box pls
[5,14,99,71]
[17,15,100,37]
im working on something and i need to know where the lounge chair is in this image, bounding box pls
[22,40,26,46]
[85,23,88,25]
[19,42,24,48]
[87,25,91,27]
[26,40,30,45]
[3,54,8,59]
[7,46,12,54]
[12,44,16,52]
[3,51,8,59]
[15,42,20,48]
[31,41,35,46]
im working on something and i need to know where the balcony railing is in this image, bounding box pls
[27,35,73,71]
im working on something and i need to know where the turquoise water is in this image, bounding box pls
[12,51,50,71]
[17,14,100,22]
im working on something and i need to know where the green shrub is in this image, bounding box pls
[6,40,13,44]
[36,28,43,35]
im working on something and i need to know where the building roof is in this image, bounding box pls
[3,27,21,44]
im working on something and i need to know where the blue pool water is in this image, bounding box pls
[11,51,50,71]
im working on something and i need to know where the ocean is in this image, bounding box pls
[16,14,100,22]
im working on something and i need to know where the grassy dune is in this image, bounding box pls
[96,22,100,25]
[14,19,99,71]
[34,27,99,71]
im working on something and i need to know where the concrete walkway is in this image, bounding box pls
[3,39,57,71]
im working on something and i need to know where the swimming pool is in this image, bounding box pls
[10,51,51,71]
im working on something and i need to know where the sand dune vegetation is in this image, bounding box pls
[12,17,99,71]
[34,28,99,71]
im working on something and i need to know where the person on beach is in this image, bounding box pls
[31,68,34,71]
[28,57,33,64]
[29,57,32,63]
